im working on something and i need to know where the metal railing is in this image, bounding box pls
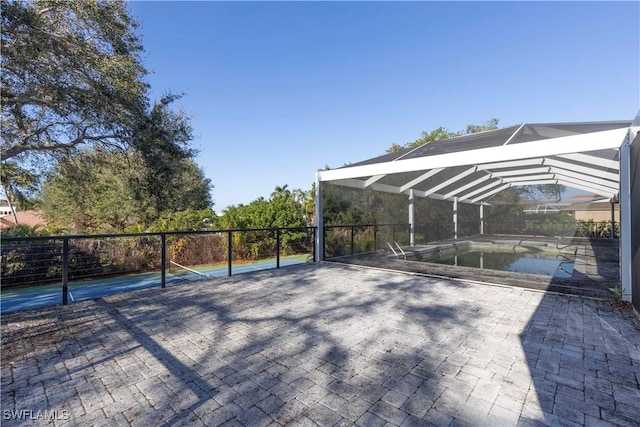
[323,223,411,259]
[1,227,316,307]
[2,217,617,312]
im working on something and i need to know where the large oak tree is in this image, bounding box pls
[1,0,149,161]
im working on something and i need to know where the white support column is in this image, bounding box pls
[480,204,484,235]
[453,197,458,240]
[315,174,324,262]
[408,189,415,246]
[619,131,632,302]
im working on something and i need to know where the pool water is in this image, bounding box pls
[419,249,575,278]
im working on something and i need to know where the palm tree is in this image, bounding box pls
[270,184,291,200]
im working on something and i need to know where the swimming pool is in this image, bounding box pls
[407,241,577,278]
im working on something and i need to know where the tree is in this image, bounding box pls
[1,0,148,161]
[130,94,207,220]
[270,184,291,201]
[217,185,310,259]
[386,126,459,154]
[301,184,316,226]
[463,118,500,135]
[40,149,212,233]
[41,150,144,232]
[220,185,307,231]
[387,119,502,154]
[145,208,217,233]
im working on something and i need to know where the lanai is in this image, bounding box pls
[315,117,640,311]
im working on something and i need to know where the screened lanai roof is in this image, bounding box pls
[318,120,635,204]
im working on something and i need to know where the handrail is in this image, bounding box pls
[386,241,399,258]
[1,226,318,310]
[324,223,409,229]
[386,240,406,259]
[394,241,407,259]
[1,226,315,242]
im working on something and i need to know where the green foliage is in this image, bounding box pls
[130,94,209,218]
[0,223,45,237]
[2,0,214,234]
[575,219,619,238]
[1,239,62,285]
[387,126,460,154]
[166,234,226,266]
[220,185,308,230]
[302,182,316,224]
[322,184,401,227]
[218,185,312,257]
[40,149,212,233]
[522,213,576,236]
[145,208,217,232]
[463,118,500,135]
[1,235,165,288]
[41,150,141,232]
[1,0,149,160]
[386,119,500,154]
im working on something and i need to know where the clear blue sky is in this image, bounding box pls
[128,1,639,211]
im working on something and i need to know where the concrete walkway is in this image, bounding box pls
[2,263,639,426]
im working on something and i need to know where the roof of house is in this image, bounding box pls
[0,210,46,230]
[561,202,619,212]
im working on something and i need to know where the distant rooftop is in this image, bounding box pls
[0,210,46,230]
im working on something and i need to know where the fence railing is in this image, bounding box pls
[1,218,619,312]
[1,227,316,307]
[323,223,411,259]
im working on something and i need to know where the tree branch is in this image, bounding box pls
[2,132,121,160]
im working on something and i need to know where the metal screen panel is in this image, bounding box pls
[630,134,640,312]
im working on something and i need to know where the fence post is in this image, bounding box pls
[350,226,355,256]
[62,237,69,305]
[323,228,326,260]
[373,224,377,252]
[313,228,317,262]
[276,228,281,268]
[161,233,166,288]
[227,230,233,276]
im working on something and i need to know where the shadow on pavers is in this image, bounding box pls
[520,293,640,426]
[2,262,639,426]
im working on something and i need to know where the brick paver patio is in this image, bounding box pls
[2,263,639,426]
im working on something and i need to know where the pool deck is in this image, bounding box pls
[2,263,639,426]
[339,237,620,299]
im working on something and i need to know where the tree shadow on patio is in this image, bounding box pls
[9,263,635,426]
[519,292,640,426]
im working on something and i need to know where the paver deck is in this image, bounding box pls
[2,263,639,426]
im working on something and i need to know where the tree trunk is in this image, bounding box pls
[1,182,19,225]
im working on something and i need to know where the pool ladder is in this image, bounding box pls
[386,240,407,259]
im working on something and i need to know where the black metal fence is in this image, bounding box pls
[1,227,316,306]
[1,217,619,312]
[323,223,411,259]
